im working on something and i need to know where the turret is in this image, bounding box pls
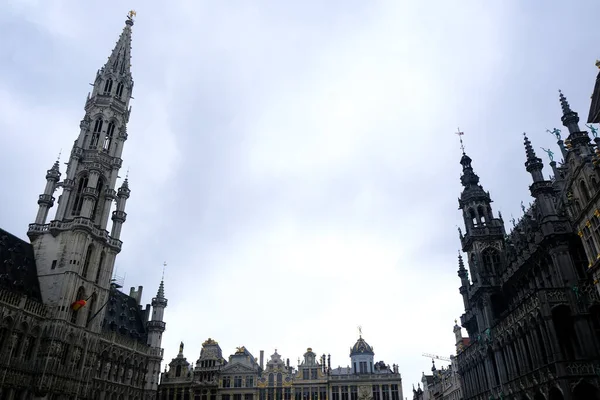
[111,177,130,240]
[146,276,168,391]
[560,90,592,156]
[457,253,469,308]
[34,159,61,224]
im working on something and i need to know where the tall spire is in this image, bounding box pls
[559,89,582,135]
[104,11,135,77]
[523,133,544,182]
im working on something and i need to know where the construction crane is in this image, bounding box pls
[422,353,451,362]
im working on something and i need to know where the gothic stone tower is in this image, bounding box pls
[457,149,506,338]
[27,14,135,330]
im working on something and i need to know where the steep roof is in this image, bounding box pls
[0,228,42,301]
[103,288,148,344]
[588,64,600,123]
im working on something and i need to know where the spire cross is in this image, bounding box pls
[162,261,167,280]
[455,128,465,154]
[125,167,130,180]
[358,325,362,337]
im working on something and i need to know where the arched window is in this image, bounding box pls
[268,373,274,386]
[91,179,104,223]
[91,118,104,148]
[580,180,590,202]
[482,248,501,275]
[478,206,486,225]
[81,244,94,278]
[95,251,105,284]
[71,175,89,216]
[276,373,282,386]
[468,208,477,226]
[104,122,116,151]
[116,82,125,99]
[104,79,113,94]
[71,287,86,324]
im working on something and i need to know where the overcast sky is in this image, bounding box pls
[2,0,600,395]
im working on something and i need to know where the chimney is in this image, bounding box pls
[129,285,144,304]
[286,358,290,369]
[327,354,331,371]
[260,350,264,369]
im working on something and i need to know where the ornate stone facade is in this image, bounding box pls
[0,13,167,400]
[159,337,402,400]
[453,64,600,399]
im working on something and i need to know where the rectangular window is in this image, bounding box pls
[359,362,366,374]
[245,395,254,400]
[234,395,242,400]
[350,387,357,400]
[277,389,283,400]
[332,387,339,400]
[381,385,389,400]
[295,390,302,400]
[51,260,57,270]
[223,377,231,388]
[303,370,309,380]
[234,376,243,388]
[312,388,318,400]
[223,396,231,400]
[311,369,318,380]
[341,387,348,400]
[284,388,291,400]
[260,390,266,400]
[319,387,327,400]
[372,386,380,400]
[391,385,399,400]
[303,388,310,400]
[246,376,254,387]
[268,389,274,400]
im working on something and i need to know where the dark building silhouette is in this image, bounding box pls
[454,64,600,400]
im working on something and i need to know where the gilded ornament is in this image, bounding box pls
[578,230,584,237]
[587,221,592,228]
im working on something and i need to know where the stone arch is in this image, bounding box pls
[551,304,580,359]
[573,380,600,400]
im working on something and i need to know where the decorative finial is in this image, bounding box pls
[455,128,465,154]
[125,167,130,181]
[454,319,458,324]
[358,325,362,337]
[57,149,62,162]
[128,10,137,20]
[162,261,167,280]
[521,201,526,214]
[595,60,600,69]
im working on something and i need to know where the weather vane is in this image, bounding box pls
[455,128,465,154]
[358,325,362,337]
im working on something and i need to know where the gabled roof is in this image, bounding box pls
[102,288,148,344]
[588,66,600,123]
[0,228,42,301]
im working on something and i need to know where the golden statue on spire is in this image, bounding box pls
[128,10,137,20]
